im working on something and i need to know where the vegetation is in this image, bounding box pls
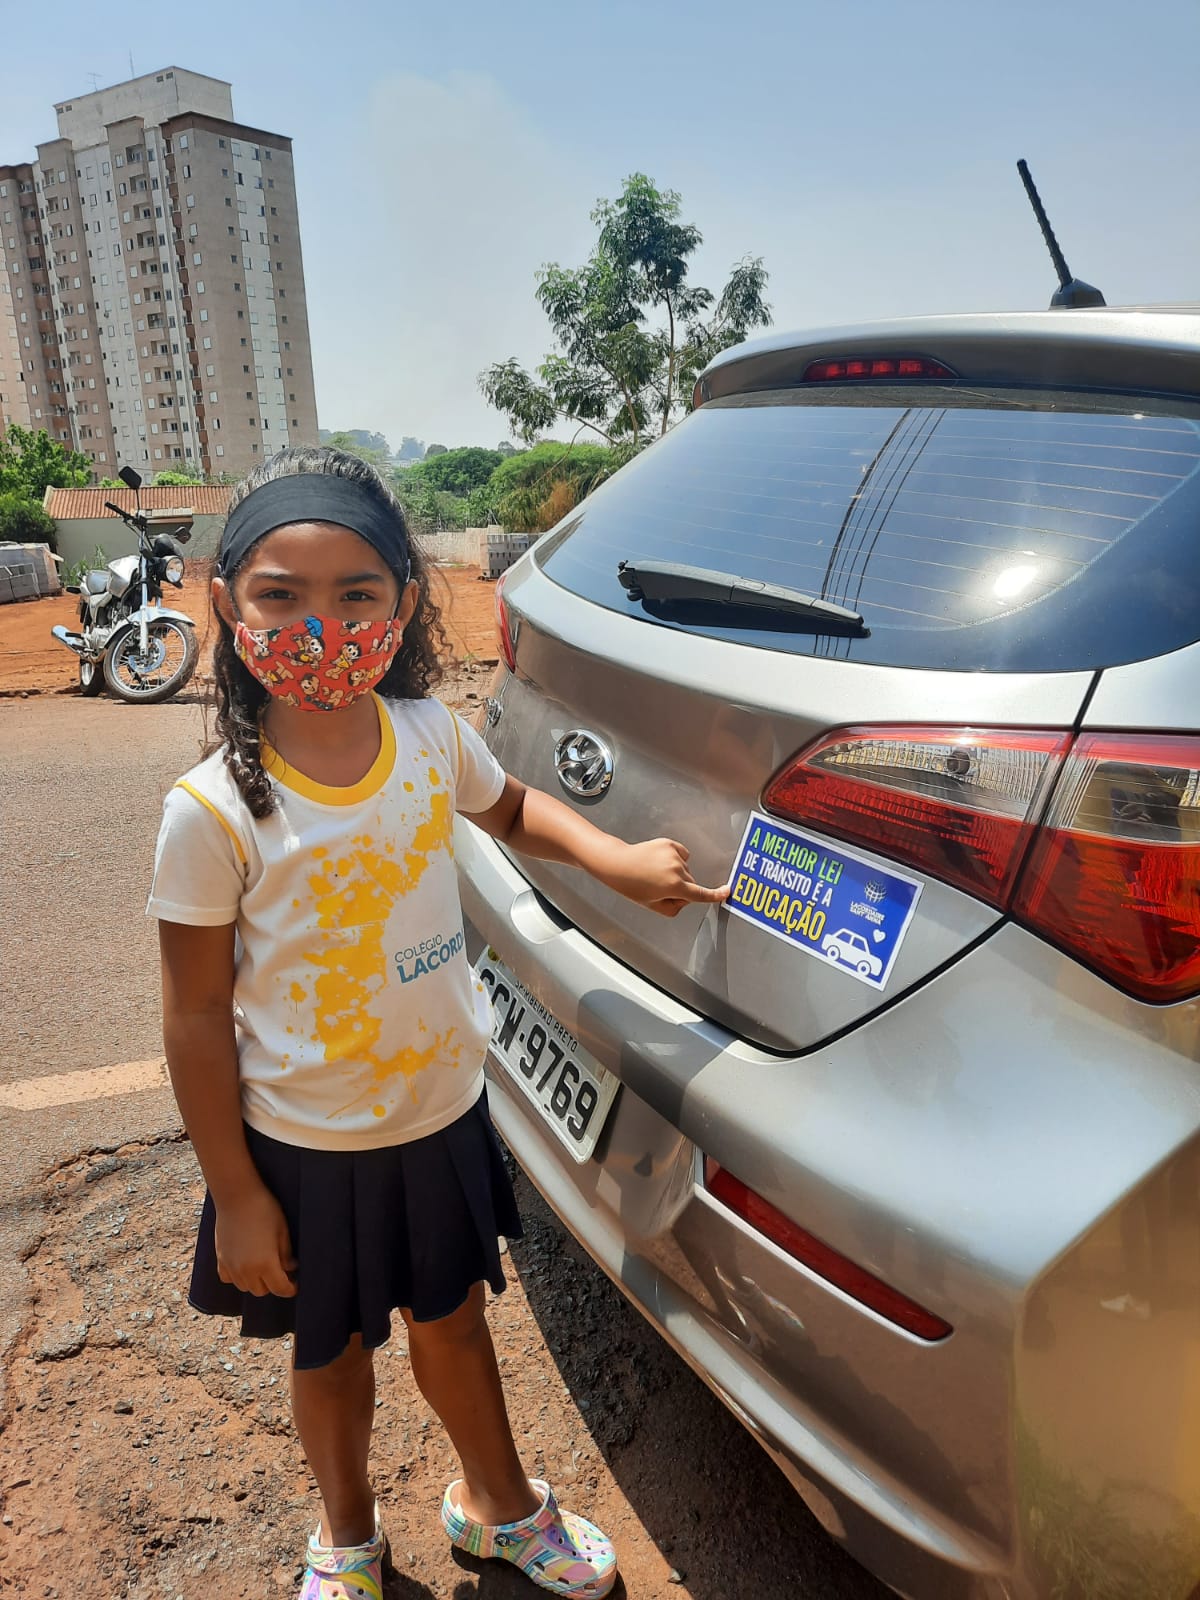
[0,425,90,501]
[475,442,622,532]
[0,425,92,553]
[318,430,392,469]
[391,440,625,536]
[0,492,58,551]
[480,173,771,448]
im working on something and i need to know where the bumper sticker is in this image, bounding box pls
[725,811,922,990]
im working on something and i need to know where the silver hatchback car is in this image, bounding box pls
[456,309,1200,1600]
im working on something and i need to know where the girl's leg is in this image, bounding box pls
[403,1283,541,1527]
[290,1333,378,1547]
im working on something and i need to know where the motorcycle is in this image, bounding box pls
[51,466,199,704]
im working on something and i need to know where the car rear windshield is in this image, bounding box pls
[536,387,1200,671]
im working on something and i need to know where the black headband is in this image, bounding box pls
[217,473,411,581]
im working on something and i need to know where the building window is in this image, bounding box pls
[185,195,195,208]
[179,136,189,151]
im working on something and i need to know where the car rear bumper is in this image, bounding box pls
[457,817,1200,1600]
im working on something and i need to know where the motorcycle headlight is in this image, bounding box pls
[164,555,185,585]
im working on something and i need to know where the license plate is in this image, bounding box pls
[475,954,618,1163]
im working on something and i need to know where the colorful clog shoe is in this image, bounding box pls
[299,1502,388,1600]
[442,1478,616,1596]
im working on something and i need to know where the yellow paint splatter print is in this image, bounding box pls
[302,791,461,1118]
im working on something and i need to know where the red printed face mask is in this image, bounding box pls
[234,612,403,712]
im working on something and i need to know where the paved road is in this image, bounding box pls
[0,693,891,1599]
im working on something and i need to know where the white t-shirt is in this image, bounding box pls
[147,694,506,1151]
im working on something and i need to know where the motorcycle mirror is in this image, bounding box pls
[171,524,193,546]
[119,466,142,490]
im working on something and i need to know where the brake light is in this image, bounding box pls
[704,1160,952,1341]
[802,355,957,383]
[1014,734,1200,1004]
[763,726,1070,907]
[495,571,517,672]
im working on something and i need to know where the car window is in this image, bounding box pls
[537,387,1200,672]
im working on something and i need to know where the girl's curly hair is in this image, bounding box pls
[207,446,450,818]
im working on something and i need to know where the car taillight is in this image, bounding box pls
[763,725,1200,1002]
[802,355,957,383]
[704,1160,952,1341]
[1014,734,1200,1004]
[762,726,1071,907]
[495,571,517,672]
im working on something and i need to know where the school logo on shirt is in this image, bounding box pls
[394,929,466,984]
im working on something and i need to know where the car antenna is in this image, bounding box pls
[1016,159,1106,309]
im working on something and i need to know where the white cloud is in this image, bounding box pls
[305,72,599,449]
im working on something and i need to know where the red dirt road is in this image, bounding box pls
[0,563,500,696]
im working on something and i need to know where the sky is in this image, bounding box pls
[2,0,1197,451]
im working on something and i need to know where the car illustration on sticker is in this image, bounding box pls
[822,928,884,978]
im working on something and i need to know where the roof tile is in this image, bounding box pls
[46,486,233,520]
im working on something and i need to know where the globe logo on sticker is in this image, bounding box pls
[865,880,887,904]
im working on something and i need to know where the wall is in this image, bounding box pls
[53,513,226,568]
[415,527,491,566]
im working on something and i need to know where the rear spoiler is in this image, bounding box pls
[695,311,1200,408]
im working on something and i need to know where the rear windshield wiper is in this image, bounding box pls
[618,559,866,629]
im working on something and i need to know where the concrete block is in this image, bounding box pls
[0,543,60,596]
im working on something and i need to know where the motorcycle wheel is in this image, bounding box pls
[78,657,106,697]
[103,620,199,705]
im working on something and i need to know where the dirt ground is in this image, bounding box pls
[0,1113,887,1600]
[0,562,501,696]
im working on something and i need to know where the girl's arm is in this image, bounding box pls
[466,776,729,918]
[159,921,296,1299]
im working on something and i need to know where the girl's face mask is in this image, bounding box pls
[233,612,403,712]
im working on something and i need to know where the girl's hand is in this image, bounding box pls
[598,838,730,918]
[214,1184,298,1298]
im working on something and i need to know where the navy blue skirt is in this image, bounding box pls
[188,1089,522,1369]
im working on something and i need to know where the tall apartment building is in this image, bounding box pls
[0,68,319,482]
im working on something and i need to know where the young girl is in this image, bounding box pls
[148,446,727,1600]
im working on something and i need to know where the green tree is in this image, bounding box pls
[0,424,91,500]
[321,430,391,469]
[396,436,426,463]
[154,467,205,486]
[472,441,620,532]
[424,444,448,458]
[480,174,771,448]
[0,493,58,551]
[405,446,503,499]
